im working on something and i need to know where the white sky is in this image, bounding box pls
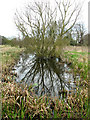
[0,0,89,38]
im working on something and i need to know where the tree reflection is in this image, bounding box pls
[16,54,74,97]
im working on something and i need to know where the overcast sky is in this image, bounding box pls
[0,0,89,38]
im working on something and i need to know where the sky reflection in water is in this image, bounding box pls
[14,54,79,98]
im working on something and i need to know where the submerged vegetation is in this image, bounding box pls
[1,45,89,119]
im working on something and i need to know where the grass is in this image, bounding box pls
[63,48,89,118]
[1,45,89,119]
[64,50,88,81]
[2,82,88,119]
[0,45,24,68]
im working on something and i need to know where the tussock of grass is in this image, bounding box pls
[2,82,51,119]
[2,81,88,119]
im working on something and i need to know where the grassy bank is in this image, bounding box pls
[63,47,89,118]
[0,45,24,68]
[64,49,88,84]
[1,45,89,119]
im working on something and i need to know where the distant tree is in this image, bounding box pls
[14,0,82,58]
[2,36,10,45]
[10,38,18,46]
[82,34,88,46]
[71,23,86,45]
[0,36,2,45]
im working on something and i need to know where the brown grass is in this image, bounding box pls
[63,46,88,63]
[63,46,88,52]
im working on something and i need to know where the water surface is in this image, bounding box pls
[13,54,80,98]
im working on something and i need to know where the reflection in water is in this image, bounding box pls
[14,54,79,98]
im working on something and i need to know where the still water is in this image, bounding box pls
[13,54,80,98]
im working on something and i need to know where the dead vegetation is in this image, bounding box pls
[64,46,88,52]
[1,81,88,119]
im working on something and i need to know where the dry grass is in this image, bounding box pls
[0,45,23,53]
[63,46,88,63]
[64,46,88,52]
[2,80,88,119]
[0,45,24,70]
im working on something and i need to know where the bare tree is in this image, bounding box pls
[71,23,86,45]
[76,23,86,44]
[14,0,82,57]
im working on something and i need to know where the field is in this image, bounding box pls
[0,45,89,119]
[64,46,88,62]
[64,46,88,52]
[0,45,24,68]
